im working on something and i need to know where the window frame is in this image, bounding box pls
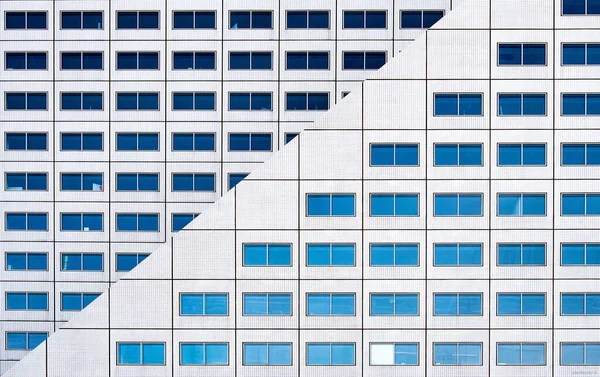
[369,292,420,316]
[285,10,331,29]
[433,193,484,217]
[172,51,217,71]
[4,51,48,71]
[179,342,230,366]
[5,132,48,151]
[228,10,274,30]
[115,11,161,30]
[369,243,420,267]
[179,292,229,316]
[432,292,483,316]
[369,142,420,167]
[399,9,445,29]
[116,342,166,365]
[497,292,547,316]
[60,51,104,71]
[227,132,273,152]
[4,11,48,30]
[497,143,547,166]
[305,342,356,366]
[496,342,547,366]
[433,93,484,117]
[60,132,104,151]
[368,342,420,366]
[497,93,548,116]
[306,292,356,316]
[341,10,388,29]
[228,92,273,111]
[561,43,600,65]
[115,172,159,192]
[115,132,160,152]
[228,51,273,71]
[305,243,356,267]
[496,193,547,217]
[115,213,160,232]
[433,143,484,166]
[59,212,104,232]
[5,331,48,350]
[284,51,330,71]
[306,193,356,217]
[560,343,600,366]
[561,193,600,216]
[561,0,600,15]
[242,342,293,366]
[561,292,600,316]
[5,172,48,191]
[5,291,49,311]
[59,11,104,30]
[242,243,293,267]
[171,132,216,152]
[5,92,48,111]
[561,243,600,266]
[285,91,330,111]
[115,253,149,272]
[115,51,160,70]
[561,93,600,116]
[242,292,292,316]
[5,212,48,231]
[369,193,420,217]
[59,252,104,272]
[59,92,104,111]
[171,173,216,192]
[172,10,217,30]
[496,243,547,266]
[5,252,49,271]
[497,43,548,66]
[341,51,387,70]
[115,92,160,111]
[433,243,483,267]
[432,343,483,366]
[60,292,101,311]
[171,92,217,111]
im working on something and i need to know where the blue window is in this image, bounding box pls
[243,244,291,266]
[498,43,546,65]
[60,253,103,271]
[343,51,386,70]
[5,173,47,191]
[5,133,47,151]
[180,293,228,315]
[172,133,215,151]
[497,343,546,365]
[562,243,600,265]
[307,244,355,266]
[229,51,272,70]
[5,92,47,110]
[172,173,215,191]
[370,343,419,366]
[562,293,600,315]
[115,253,148,272]
[498,144,546,166]
[434,343,482,365]
[286,10,329,29]
[116,12,159,29]
[5,52,47,70]
[434,144,482,166]
[307,293,355,316]
[562,43,600,65]
[173,11,216,29]
[61,292,100,311]
[286,51,329,70]
[307,193,355,217]
[6,213,47,231]
[117,343,165,365]
[286,92,329,110]
[116,52,159,70]
[173,51,216,70]
[5,252,48,271]
[61,52,103,70]
[343,10,386,28]
[497,244,546,266]
[229,133,272,151]
[6,332,47,350]
[433,293,482,316]
[562,93,600,115]
[562,143,600,165]
[5,11,47,29]
[370,293,419,316]
[370,193,419,216]
[60,92,103,110]
[307,343,355,365]
[434,244,482,266]
[116,133,159,151]
[370,143,419,166]
[243,343,292,365]
[497,293,546,315]
[434,93,483,116]
[6,292,48,310]
[229,92,272,111]
[172,213,199,232]
[230,11,273,29]
[116,92,159,110]
[172,92,215,110]
[562,193,600,216]
[243,293,291,316]
[61,173,103,191]
[60,213,103,231]
[285,133,298,144]
[561,343,600,365]
[180,343,228,365]
[61,11,102,29]
[116,213,159,232]
[370,243,419,266]
[61,133,102,151]
[433,193,483,216]
[498,93,547,116]
[563,0,600,14]
[228,173,248,190]
[498,193,546,216]
[400,10,444,28]
[116,173,158,192]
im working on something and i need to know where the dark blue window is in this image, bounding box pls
[563,0,600,14]
[370,293,419,316]
[561,293,600,315]
[6,292,48,310]
[563,43,600,65]
[561,343,600,365]
[61,293,100,311]
[116,92,159,110]
[243,244,292,266]
[286,92,329,110]
[562,243,600,265]
[307,194,355,216]
[115,253,148,271]
[5,12,47,29]
[230,11,272,29]
[306,343,355,365]
[117,343,165,365]
[173,51,215,70]
[172,213,199,232]
[285,133,298,144]
[498,93,546,115]
[117,12,159,29]
[434,193,483,216]
[116,133,159,151]
[5,92,47,110]
[433,293,482,316]
[370,193,419,216]
[173,11,216,29]
[434,343,482,365]
[498,144,546,166]
[562,93,600,115]
[370,243,419,266]
[497,343,546,365]
[434,93,483,116]
[229,51,272,70]
[180,343,228,365]
[370,143,419,166]
[243,343,292,365]
[5,52,47,70]
[286,11,329,29]
[6,332,47,350]
[172,173,215,191]
[116,173,159,191]
[400,10,444,28]
[60,133,102,151]
[243,293,292,316]
[434,244,482,266]
[172,133,215,151]
[180,293,228,315]
[434,144,482,166]
[228,173,248,190]
[229,133,272,151]
[562,143,600,165]
[286,51,329,70]
[60,253,103,271]
[343,10,386,28]
[61,12,102,29]
[5,133,47,151]
[116,52,159,70]
[5,252,48,271]
[498,244,546,266]
[61,92,103,110]
[343,51,386,70]
[498,43,546,65]
[5,173,47,191]
[6,213,48,231]
[229,92,272,110]
[498,293,545,315]
[307,244,355,266]
[60,213,103,231]
[116,213,159,232]
[498,193,546,216]
[172,92,215,110]
[60,173,103,191]
[61,52,102,70]
[562,193,600,216]
[307,293,355,316]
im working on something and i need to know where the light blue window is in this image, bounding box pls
[61,11,102,29]
[115,253,149,272]
[243,293,291,316]
[434,144,482,166]
[61,133,102,151]
[370,193,419,216]
[243,343,292,365]
[498,43,546,65]
[563,0,600,15]
[61,92,103,110]
[434,93,483,116]
[562,193,600,215]
[173,52,216,70]
[370,243,419,266]
[370,293,419,316]
[400,10,444,28]
[172,133,215,151]
[307,343,355,365]
[172,213,199,232]
[433,343,482,365]
[61,173,103,191]
[5,52,47,70]
[562,243,600,265]
[6,332,47,350]
[117,343,165,365]
[562,293,600,315]
[180,343,228,365]
[498,144,546,166]
[498,193,546,216]
[497,343,546,365]
[60,213,103,231]
[61,52,103,70]
[434,244,482,266]
[230,11,273,29]
[286,10,329,29]
[562,93,600,115]
[5,133,47,151]
[6,213,48,231]
[5,252,48,271]
[116,12,159,29]
[229,92,272,111]
[60,293,100,311]
[115,213,159,232]
[243,244,292,266]
[369,343,419,365]
[116,92,159,110]
[5,11,47,29]
[562,144,600,165]
[172,92,215,110]
[172,173,215,191]
[370,143,419,166]
[180,293,228,315]
[498,94,546,115]
[562,43,600,65]
[228,173,248,190]
[307,194,355,216]
[286,92,329,110]
[116,173,158,191]
[343,10,386,29]
[229,51,272,70]
[497,244,546,266]
[561,343,600,365]
[173,11,216,29]
[497,293,546,315]
[229,133,272,151]
[434,193,483,216]
[307,293,355,316]
[5,92,47,110]
[306,244,355,266]
[5,172,47,191]
[433,293,482,316]
[342,51,386,70]
[60,253,103,271]
[6,292,48,310]
[286,52,329,70]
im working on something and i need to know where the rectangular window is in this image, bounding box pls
[433,193,483,216]
[343,10,386,29]
[307,343,355,365]
[498,93,546,116]
[60,92,103,110]
[400,10,444,28]
[370,343,419,366]
[180,293,228,315]
[172,92,215,110]
[115,92,159,110]
[498,43,546,65]
[172,133,215,151]
[173,11,216,29]
[60,292,100,311]
[229,92,272,111]
[60,253,103,271]
[498,144,546,166]
[433,293,482,316]
[229,51,272,70]
[180,343,228,365]
[243,293,291,316]
[562,293,600,315]
[6,213,48,231]
[5,173,47,191]
[61,11,102,29]
[116,52,159,70]
[307,293,355,316]
[370,193,419,216]
[562,193,600,216]
[562,93,600,115]
[370,143,419,166]
[243,244,291,266]
[172,51,215,70]
[243,343,292,365]
[497,343,546,365]
[115,253,148,272]
[6,292,48,310]
[562,143,600,165]
[434,93,483,116]
[5,133,47,151]
[60,213,103,232]
[228,133,272,152]
[342,51,386,70]
[498,193,546,216]
[286,10,329,29]
[6,332,47,350]
[5,11,47,29]
[116,173,158,192]
[286,51,329,70]
[5,252,48,271]
[116,213,159,232]
[285,92,329,110]
[5,52,47,70]
[5,92,47,110]
[433,343,482,365]
[434,244,482,266]
[306,244,355,266]
[498,243,546,266]
[563,0,600,15]
[497,293,546,315]
[562,43,600,65]
[117,343,165,365]
[116,11,159,29]
[61,52,103,70]
[307,193,355,217]
[434,143,483,166]
[230,11,273,29]
[116,133,159,151]
[370,243,419,266]
[60,173,103,191]
[61,133,102,151]
[172,213,199,232]
[172,173,215,191]
[562,243,600,265]
[228,173,248,190]
[561,343,600,365]
[370,293,419,316]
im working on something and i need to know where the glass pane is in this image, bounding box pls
[459,194,482,216]
[523,144,546,165]
[434,94,458,115]
[523,94,546,115]
[435,144,458,166]
[181,344,204,364]
[206,343,228,365]
[205,294,228,315]
[562,144,585,165]
[562,194,585,215]
[142,344,164,364]
[118,344,140,364]
[498,94,521,115]
[243,245,266,266]
[243,344,266,365]
[267,244,291,266]
[563,94,586,115]
[331,343,355,365]
[562,294,585,315]
[561,343,584,365]
[499,44,522,65]
[370,294,394,315]
[307,344,330,365]
[307,294,330,315]
[401,11,422,28]
[332,194,354,216]
[434,194,458,216]
[395,294,418,315]
[522,244,546,265]
[331,244,355,266]
[370,244,394,266]
[522,194,546,216]
[434,344,457,365]
[458,344,481,365]
[268,294,290,315]
[523,44,546,65]
[371,195,394,216]
[459,244,482,265]
[435,244,457,266]
[459,94,482,115]
[308,11,329,28]
[331,294,354,315]
[434,294,457,315]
